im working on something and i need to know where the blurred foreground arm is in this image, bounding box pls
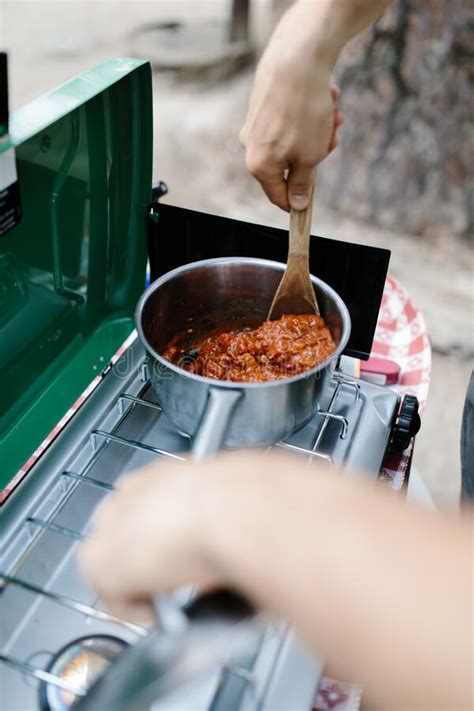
[241,0,393,210]
[80,452,472,710]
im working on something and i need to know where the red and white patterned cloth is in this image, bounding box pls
[314,677,362,711]
[376,274,431,490]
[314,274,432,711]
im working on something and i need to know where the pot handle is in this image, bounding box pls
[154,388,251,634]
[191,388,242,460]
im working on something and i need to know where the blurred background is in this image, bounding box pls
[2,0,473,507]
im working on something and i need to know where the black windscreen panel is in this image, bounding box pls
[149,204,390,360]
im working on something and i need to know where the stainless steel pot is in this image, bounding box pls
[135,257,351,457]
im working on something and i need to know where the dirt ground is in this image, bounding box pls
[2,0,473,508]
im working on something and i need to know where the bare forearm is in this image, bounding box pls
[269,0,393,70]
[205,456,472,709]
[291,0,394,65]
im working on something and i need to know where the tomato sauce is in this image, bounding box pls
[162,314,335,383]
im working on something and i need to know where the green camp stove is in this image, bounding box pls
[0,58,419,710]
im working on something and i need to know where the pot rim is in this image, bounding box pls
[135,257,351,390]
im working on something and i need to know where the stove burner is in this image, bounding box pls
[38,634,128,711]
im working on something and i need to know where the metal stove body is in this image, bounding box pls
[0,60,412,710]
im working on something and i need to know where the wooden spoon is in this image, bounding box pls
[267,191,319,320]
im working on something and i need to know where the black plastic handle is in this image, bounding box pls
[185,589,254,623]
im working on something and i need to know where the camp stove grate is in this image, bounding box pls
[0,337,400,710]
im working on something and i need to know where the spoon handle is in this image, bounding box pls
[267,186,318,320]
[288,188,314,265]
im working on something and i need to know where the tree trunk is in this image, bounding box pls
[230,0,250,43]
[315,0,474,237]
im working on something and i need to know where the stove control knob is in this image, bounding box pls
[391,395,421,452]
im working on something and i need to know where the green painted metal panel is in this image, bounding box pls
[0,59,153,494]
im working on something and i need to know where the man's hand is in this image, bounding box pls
[78,451,472,710]
[241,0,394,211]
[78,461,222,621]
[240,3,344,212]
